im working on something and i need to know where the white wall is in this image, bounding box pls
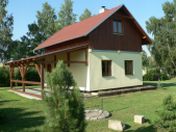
[89,50,143,91]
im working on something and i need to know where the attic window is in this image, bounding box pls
[113,20,123,34]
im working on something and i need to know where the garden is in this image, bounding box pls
[0,79,176,131]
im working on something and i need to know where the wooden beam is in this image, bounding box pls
[35,64,41,79]
[67,52,70,67]
[64,61,87,64]
[40,64,44,99]
[9,65,14,89]
[11,80,41,85]
[85,49,88,65]
[18,64,28,92]
[54,55,57,67]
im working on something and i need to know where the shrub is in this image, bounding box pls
[14,68,21,80]
[0,66,10,87]
[44,61,86,132]
[25,67,40,82]
[156,95,176,132]
[143,69,169,81]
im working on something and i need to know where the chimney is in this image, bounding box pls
[99,6,107,13]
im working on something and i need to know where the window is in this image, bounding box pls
[113,20,123,34]
[102,60,112,76]
[125,60,133,75]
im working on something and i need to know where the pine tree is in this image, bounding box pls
[44,61,86,132]
[58,0,76,29]
[157,95,176,131]
[0,0,13,62]
[79,8,92,21]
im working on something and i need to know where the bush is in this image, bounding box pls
[156,95,176,132]
[25,67,40,82]
[143,69,169,81]
[0,66,40,87]
[0,66,10,87]
[44,61,86,132]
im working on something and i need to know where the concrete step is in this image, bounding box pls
[98,85,156,96]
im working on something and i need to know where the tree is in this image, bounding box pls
[79,8,92,21]
[0,0,13,62]
[9,36,32,60]
[142,50,149,69]
[58,0,76,29]
[27,2,58,50]
[157,95,176,131]
[11,2,58,59]
[44,61,86,132]
[146,0,176,77]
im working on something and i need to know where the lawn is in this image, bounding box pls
[0,81,176,132]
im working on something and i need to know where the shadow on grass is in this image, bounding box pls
[0,100,19,105]
[144,82,176,88]
[0,108,45,131]
[126,125,157,132]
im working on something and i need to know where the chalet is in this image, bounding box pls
[6,5,151,95]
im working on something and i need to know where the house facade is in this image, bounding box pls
[6,5,151,93]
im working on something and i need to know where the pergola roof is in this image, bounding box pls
[5,43,88,66]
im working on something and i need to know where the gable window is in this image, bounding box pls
[102,60,112,76]
[113,20,123,34]
[125,60,133,75]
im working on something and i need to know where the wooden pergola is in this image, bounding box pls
[5,44,88,98]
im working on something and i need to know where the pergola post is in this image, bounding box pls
[19,64,27,92]
[40,63,44,99]
[67,52,70,67]
[85,49,88,65]
[54,55,57,67]
[9,65,14,89]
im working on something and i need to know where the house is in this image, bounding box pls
[6,5,151,94]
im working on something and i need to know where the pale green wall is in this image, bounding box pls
[89,50,143,91]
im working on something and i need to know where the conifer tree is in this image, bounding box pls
[79,8,92,21]
[157,95,176,131]
[58,0,76,29]
[44,61,86,132]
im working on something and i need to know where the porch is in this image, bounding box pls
[5,44,88,99]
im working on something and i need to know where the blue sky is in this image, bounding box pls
[8,0,171,40]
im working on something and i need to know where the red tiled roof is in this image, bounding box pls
[34,5,123,51]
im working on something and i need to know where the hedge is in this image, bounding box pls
[0,66,40,87]
[143,69,169,81]
[0,66,10,87]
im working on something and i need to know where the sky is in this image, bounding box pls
[7,0,172,54]
[7,0,172,40]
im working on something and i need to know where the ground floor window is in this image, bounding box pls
[125,60,133,75]
[102,60,112,77]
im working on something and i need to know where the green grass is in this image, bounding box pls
[0,81,176,132]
